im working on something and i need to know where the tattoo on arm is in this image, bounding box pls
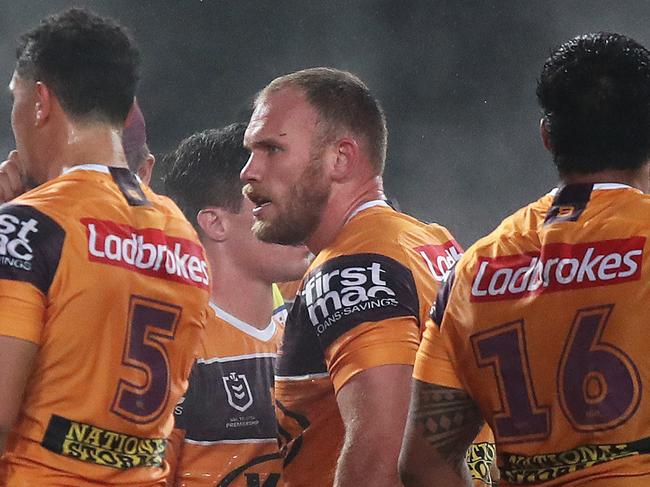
[411,380,484,463]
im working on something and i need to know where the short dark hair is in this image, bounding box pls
[258,67,388,174]
[16,8,140,125]
[162,124,249,231]
[537,32,650,174]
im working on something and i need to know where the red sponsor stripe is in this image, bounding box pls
[470,237,645,302]
[81,218,209,289]
[415,240,463,282]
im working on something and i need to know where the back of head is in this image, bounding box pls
[163,124,249,231]
[259,67,388,174]
[537,32,650,174]
[16,8,140,125]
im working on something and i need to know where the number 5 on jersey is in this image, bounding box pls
[111,296,182,424]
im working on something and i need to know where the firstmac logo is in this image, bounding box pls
[302,260,395,330]
[297,253,419,342]
[0,213,39,269]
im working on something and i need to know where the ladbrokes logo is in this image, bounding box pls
[415,240,463,282]
[0,213,39,270]
[82,218,209,289]
[471,237,645,302]
[299,253,418,342]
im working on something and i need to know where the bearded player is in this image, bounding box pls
[241,68,494,487]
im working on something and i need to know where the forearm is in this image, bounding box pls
[399,381,482,487]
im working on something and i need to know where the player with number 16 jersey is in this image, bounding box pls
[416,183,650,485]
[406,31,650,487]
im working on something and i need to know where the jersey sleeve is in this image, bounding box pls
[413,270,464,390]
[326,316,420,391]
[297,252,421,391]
[0,204,65,344]
[413,319,463,389]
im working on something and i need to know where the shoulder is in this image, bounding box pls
[337,207,459,263]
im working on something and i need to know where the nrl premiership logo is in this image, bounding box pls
[222,372,253,412]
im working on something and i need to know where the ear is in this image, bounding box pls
[540,117,553,153]
[196,207,228,242]
[330,137,359,182]
[137,153,155,186]
[34,82,52,127]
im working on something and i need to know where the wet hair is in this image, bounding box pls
[162,124,249,231]
[16,8,140,125]
[537,32,650,174]
[258,67,388,174]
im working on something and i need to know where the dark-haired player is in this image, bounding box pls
[163,124,310,487]
[400,32,650,486]
[0,9,209,486]
[241,67,494,487]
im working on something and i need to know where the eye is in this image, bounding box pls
[267,145,281,154]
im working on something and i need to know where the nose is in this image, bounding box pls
[240,152,259,184]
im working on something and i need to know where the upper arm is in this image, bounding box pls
[399,380,483,487]
[336,363,414,448]
[0,336,38,449]
[335,363,414,487]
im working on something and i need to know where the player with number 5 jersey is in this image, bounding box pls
[400,32,650,486]
[0,9,209,486]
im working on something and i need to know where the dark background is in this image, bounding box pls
[1,1,648,246]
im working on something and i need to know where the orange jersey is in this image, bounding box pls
[168,285,286,487]
[0,165,209,486]
[275,201,493,486]
[416,183,650,486]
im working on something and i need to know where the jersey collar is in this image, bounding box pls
[345,199,390,224]
[62,164,142,183]
[208,302,276,342]
[548,182,641,196]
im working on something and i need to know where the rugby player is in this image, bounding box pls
[241,67,494,487]
[399,32,650,486]
[0,9,209,485]
[163,124,310,487]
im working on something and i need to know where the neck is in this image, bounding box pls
[42,121,128,182]
[561,166,650,193]
[306,175,385,254]
[205,242,274,330]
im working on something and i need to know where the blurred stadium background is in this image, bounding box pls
[0,0,647,246]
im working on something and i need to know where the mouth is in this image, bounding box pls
[252,200,271,216]
[248,194,272,216]
[243,184,274,217]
